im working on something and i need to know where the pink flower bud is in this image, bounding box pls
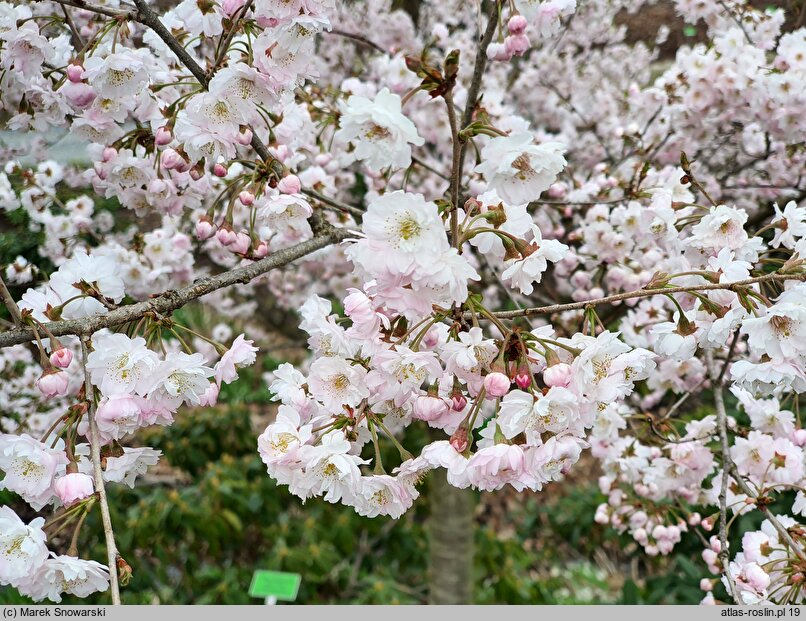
[102,147,117,162]
[413,395,449,421]
[199,382,220,407]
[196,218,216,240]
[701,517,713,531]
[253,241,269,258]
[62,82,95,108]
[49,348,73,369]
[256,15,279,28]
[213,163,228,177]
[216,226,237,246]
[277,174,301,195]
[699,578,713,592]
[449,426,468,453]
[148,178,167,195]
[792,429,806,447]
[161,148,183,170]
[543,363,572,388]
[548,182,566,198]
[236,128,253,146]
[189,165,205,181]
[483,372,510,397]
[486,42,512,61]
[154,126,172,146]
[504,34,530,57]
[688,512,701,526]
[54,472,94,506]
[221,0,245,17]
[594,509,610,525]
[515,372,531,389]
[451,394,467,411]
[66,64,84,83]
[273,145,289,162]
[37,370,69,398]
[230,231,251,255]
[239,190,255,206]
[507,15,528,35]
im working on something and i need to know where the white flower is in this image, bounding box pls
[258,405,313,467]
[293,431,367,503]
[730,359,806,396]
[441,327,498,374]
[147,352,214,408]
[352,474,415,518]
[174,92,240,163]
[214,334,258,385]
[267,363,307,404]
[257,193,313,240]
[174,0,224,36]
[498,387,579,443]
[335,87,424,170]
[741,285,806,363]
[474,133,566,205]
[0,506,48,587]
[82,51,149,101]
[359,190,447,260]
[307,356,369,411]
[0,434,67,510]
[19,555,109,602]
[771,201,806,249]
[208,62,276,123]
[86,333,159,396]
[689,204,749,252]
[103,447,161,488]
[501,225,568,295]
[572,331,655,403]
[48,251,125,319]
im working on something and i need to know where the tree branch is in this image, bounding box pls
[0,230,349,349]
[301,189,365,219]
[485,271,806,319]
[327,29,387,55]
[444,89,462,249]
[0,275,23,327]
[36,0,136,20]
[704,350,740,604]
[707,354,806,567]
[81,338,121,605]
[456,1,500,186]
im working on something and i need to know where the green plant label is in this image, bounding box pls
[249,570,301,601]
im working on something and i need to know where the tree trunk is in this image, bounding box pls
[427,469,476,604]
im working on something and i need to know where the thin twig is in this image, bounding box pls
[705,349,740,604]
[727,462,806,562]
[209,0,255,76]
[327,29,387,54]
[301,189,365,219]
[456,0,500,185]
[444,89,462,249]
[81,338,121,605]
[484,271,806,319]
[60,4,86,49]
[35,0,135,20]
